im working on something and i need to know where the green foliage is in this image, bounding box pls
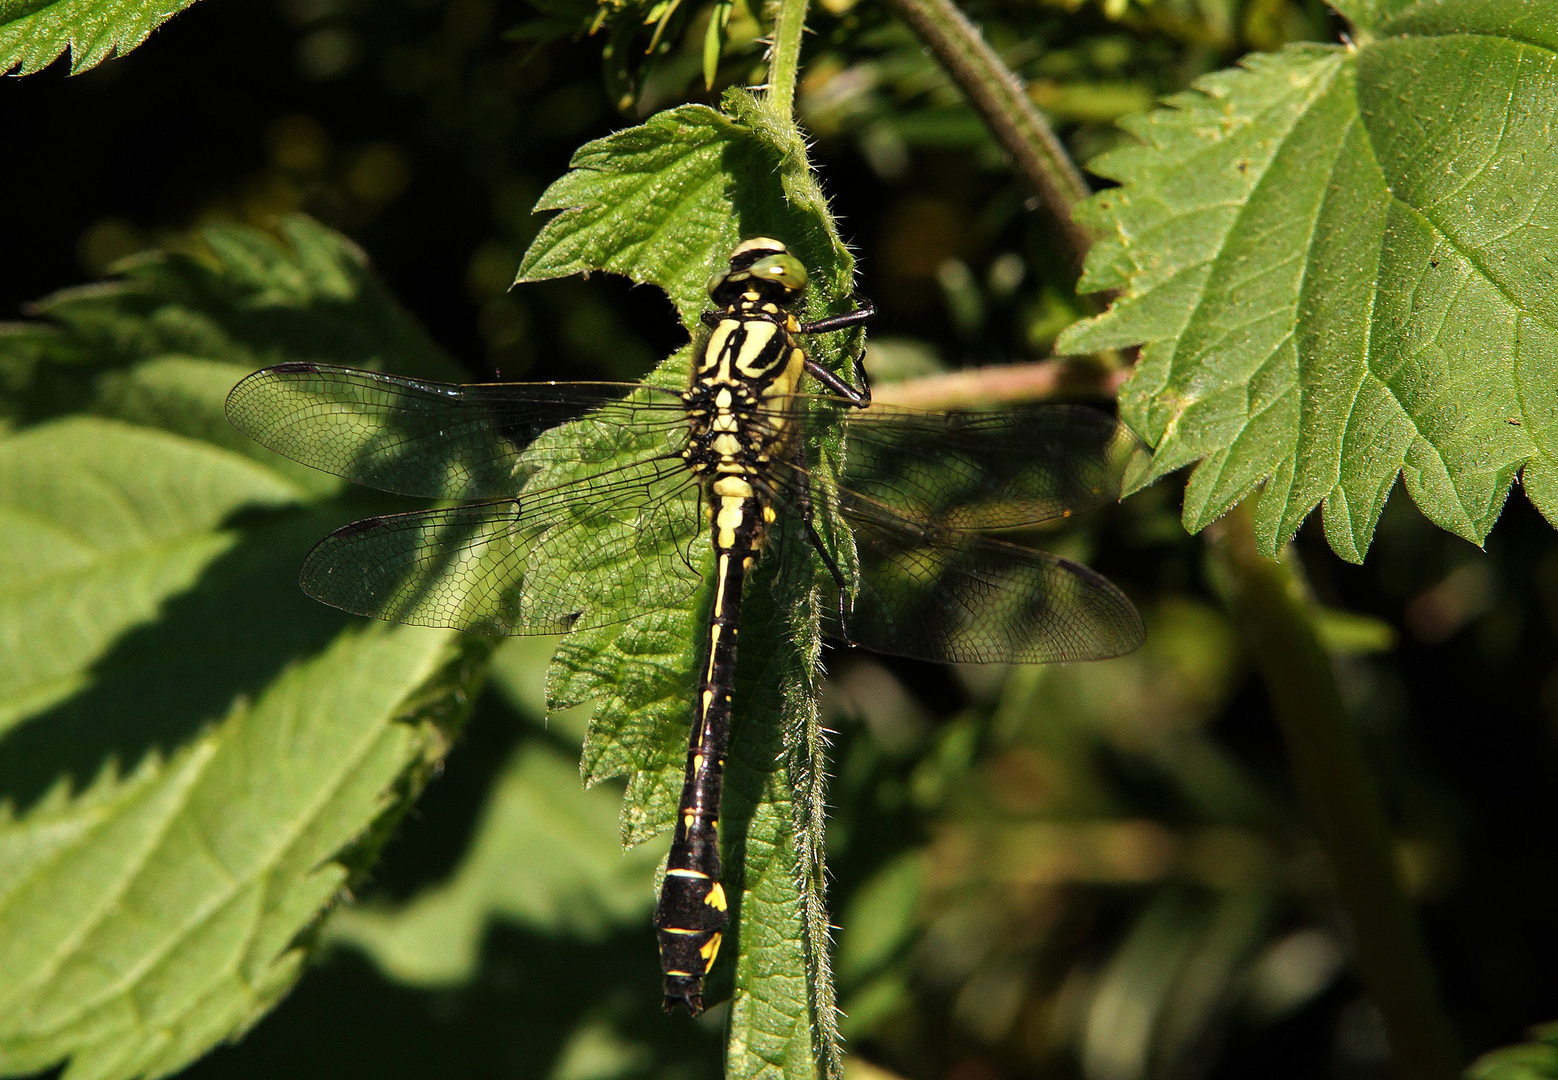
[326,639,664,987]
[0,220,489,1079]
[1469,1025,1558,1080]
[519,94,859,332]
[0,0,204,74]
[1058,8,1558,562]
[520,92,861,1080]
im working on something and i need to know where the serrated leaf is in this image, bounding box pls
[523,95,859,1080]
[1058,10,1558,563]
[0,622,471,1080]
[0,218,484,1078]
[518,96,859,332]
[0,0,203,75]
[1,215,457,434]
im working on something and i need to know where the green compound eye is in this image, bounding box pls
[748,253,808,291]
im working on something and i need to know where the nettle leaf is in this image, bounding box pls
[327,638,662,986]
[0,418,301,732]
[0,0,204,75]
[522,92,857,1079]
[2,215,456,429]
[1058,10,1558,563]
[0,219,488,1078]
[0,623,475,1080]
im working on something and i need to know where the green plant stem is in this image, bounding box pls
[875,0,1093,269]
[1208,505,1462,1080]
[765,0,809,121]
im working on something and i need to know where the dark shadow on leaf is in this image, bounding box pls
[0,495,406,810]
[180,926,722,1080]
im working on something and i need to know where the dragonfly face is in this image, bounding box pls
[224,238,1147,1020]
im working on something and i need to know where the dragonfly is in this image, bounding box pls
[225,237,1145,1016]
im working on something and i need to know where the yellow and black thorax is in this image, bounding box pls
[680,235,813,558]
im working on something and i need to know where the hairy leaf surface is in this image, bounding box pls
[1058,8,1558,561]
[0,220,485,1078]
[522,94,858,1079]
[0,0,204,74]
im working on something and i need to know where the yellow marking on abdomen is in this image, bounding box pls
[715,494,748,549]
[666,868,710,880]
[705,883,728,911]
[713,476,754,499]
[700,932,723,965]
[712,553,730,617]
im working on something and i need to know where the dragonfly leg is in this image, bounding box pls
[700,310,722,329]
[799,296,874,407]
[788,441,858,645]
[804,352,871,408]
[797,295,875,335]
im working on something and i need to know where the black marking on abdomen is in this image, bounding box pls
[654,523,753,1015]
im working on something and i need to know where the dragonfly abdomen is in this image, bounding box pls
[654,510,759,1014]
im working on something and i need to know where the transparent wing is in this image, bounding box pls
[789,400,1146,530]
[299,458,705,635]
[226,363,688,500]
[818,489,1144,664]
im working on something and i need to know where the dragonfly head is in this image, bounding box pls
[708,236,809,307]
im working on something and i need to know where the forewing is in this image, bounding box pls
[226,362,687,499]
[300,459,706,635]
[832,402,1146,530]
[825,491,1143,664]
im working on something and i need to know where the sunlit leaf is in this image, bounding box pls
[1468,1024,1558,1080]
[0,623,474,1080]
[0,219,485,1079]
[521,93,861,1080]
[0,418,301,733]
[1059,10,1558,562]
[0,0,206,75]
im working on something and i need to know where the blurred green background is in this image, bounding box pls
[2,0,1556,1077]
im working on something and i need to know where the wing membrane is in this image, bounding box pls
[828,402,1145,530]
[300,458,705,635]
[226,363,687,499]
[820,490,1143,664]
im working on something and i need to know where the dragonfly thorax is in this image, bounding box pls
[682,306,800,493]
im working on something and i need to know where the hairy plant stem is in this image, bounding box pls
[876,0,1093,269]
[764,0,809,121]
[1208,506,1462,1080]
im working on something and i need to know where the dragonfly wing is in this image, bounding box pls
[300,459,706,635]
[226,363,687,499]
[834,402,1146,530]
[826,491,1143,664]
